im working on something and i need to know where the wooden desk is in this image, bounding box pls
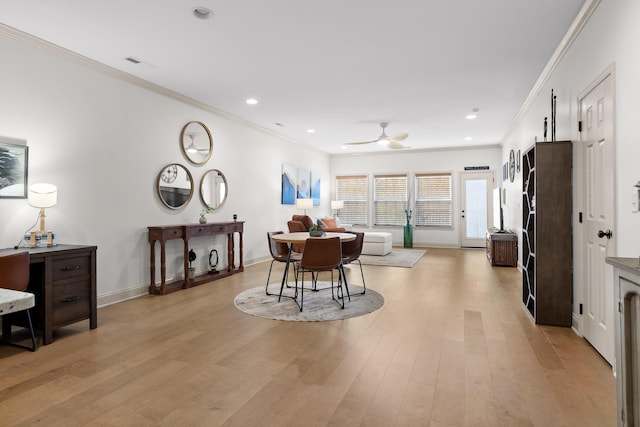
[0,244,97,345]
[148,222,244,295]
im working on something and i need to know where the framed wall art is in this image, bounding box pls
[311,171,320,206]
[281,163,296,205]
[297,167,310,199]
[0,139,28,198]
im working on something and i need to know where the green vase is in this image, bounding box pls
[404,224,413,248]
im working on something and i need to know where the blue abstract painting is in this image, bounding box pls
[311,171,320,206]
[281,163,296,204]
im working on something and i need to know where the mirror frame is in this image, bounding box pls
[199,169,228,210]
[156,163,194,210]
[180,121,213,165]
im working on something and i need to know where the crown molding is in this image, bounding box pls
[0,23,330,155]
[501,0,601,145]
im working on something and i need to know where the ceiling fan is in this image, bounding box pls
[185,133,209,153]
[344,122,409,149]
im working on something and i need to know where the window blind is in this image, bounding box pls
[415,173,452,227]
[373,174,407,226]
[335,175,368,225]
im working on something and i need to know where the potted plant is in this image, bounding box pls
[309,225,324,237]
[199,206,213,224]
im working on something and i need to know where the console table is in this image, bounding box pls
[0,244,97,345]
[148,221,244,295]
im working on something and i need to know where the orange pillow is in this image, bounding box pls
[321,218,337,228]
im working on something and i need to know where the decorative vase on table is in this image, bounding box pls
[404,208,413,248]
[199,215,207,224]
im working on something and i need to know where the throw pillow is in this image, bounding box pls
[321,218,337,228]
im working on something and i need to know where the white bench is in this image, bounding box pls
[0,288,36,351]
[362,232,392,256]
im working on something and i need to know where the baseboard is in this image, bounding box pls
[98,285,148,308]
[97,255,270,307]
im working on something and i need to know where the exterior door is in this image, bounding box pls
[460,172,494,247]
[580,71,615,364]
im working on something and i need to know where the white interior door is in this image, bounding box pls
[460,172,494,247]
[580,72,615,365]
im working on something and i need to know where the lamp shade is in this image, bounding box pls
[28,183,58,208]
[296,198,313,210]
[331,200,344,210]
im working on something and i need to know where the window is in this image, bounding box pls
[373,174,407,226]
[335,175,368,225]
[415,173,452,227]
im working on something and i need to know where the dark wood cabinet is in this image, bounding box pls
[148,222,244,295]
[486,229,518,267]
[522,142,572,326]
[1,244,98,345]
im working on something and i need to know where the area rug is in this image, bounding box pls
[234,282,384,322]
[358,248,426,268]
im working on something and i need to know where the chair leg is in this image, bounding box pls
[265,259,277,295]
[355,259,366,295]
[1,310,37,352]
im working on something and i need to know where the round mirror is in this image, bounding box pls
[200,169,228,210]
[180,121,213,165]
[157,163,194,209]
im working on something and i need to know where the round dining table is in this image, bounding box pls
[270,232,356,310]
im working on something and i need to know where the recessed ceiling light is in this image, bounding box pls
[466,108,479,120]
[307,129,315,134]
[193,7,213,20]
[464,137,473,141]
[246,98,258,105]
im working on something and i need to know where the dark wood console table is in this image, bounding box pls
[0,244,97,345]
[148,221,244,295]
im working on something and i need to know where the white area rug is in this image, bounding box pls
[358,248,426,268]
[234,282,384,322]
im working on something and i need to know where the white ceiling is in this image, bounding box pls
[0,0,585,154]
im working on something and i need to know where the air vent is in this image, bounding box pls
[125,57,141,64]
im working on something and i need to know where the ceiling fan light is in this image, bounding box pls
[186,142,198,153]
[377,138,390,146]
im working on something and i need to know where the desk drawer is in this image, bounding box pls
[52,280,91,325]
[52,255,90,281]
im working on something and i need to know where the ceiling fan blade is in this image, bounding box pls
[388,132,408,142]
[343,139,377,145]
[387,140,407,149]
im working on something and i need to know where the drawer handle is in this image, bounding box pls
[61,296,80,303]
[61,265,81,272]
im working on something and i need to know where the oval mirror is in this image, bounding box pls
[200,169,228,210]
[180,121,213,165]
[157,163,194,209]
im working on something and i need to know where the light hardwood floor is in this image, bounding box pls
[0,248,616,426]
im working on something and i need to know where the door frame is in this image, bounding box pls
[459,170,495,248]
[575,63,617,336]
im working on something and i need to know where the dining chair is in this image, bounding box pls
[265,231,300,297]
[0,251,37,351]
[297,237,348,311]
[341,231,366,295]
[286,220,307,254]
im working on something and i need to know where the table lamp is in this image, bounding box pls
[331,200,344,217]
[28,183,57,239]
[296,198,313,216]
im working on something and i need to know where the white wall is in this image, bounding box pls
[331,146,502,247]
[0,32,331,303]
[500,1,640,317]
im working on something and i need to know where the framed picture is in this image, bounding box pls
[281,163,296,205]
[0,140,28,198]
[311,171,320,206]
[297,168,310,199]
[502,162,508,181]
[516,150,521,173]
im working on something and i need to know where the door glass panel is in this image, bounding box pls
[465,179,487,239]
